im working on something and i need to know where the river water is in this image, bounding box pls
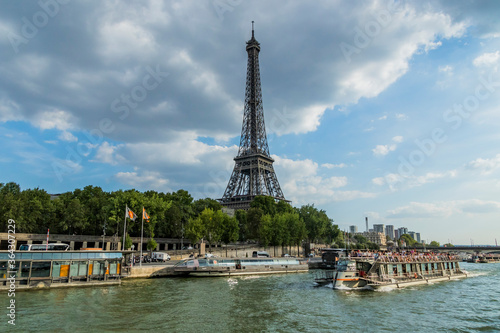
[3,262,499,332]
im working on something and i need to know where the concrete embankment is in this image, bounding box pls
[125,264,180,278]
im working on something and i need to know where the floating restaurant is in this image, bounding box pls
[0,250,126,290]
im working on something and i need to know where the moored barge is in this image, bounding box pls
[174,257,308,277]
[0,250,125,290]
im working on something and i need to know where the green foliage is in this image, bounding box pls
[125,234,133,250]
[298,204,330,243]
[235,209,247,241]
[258,214,273,247]
[220,214,239,245]
[430,240,440,247]
[353,234,368,244]
[1,182,339,253]
[400,234,416,246]
[250,195,277,216]
[147,238,158,251]
[246,207,263,241]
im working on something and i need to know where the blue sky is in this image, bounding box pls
[2,1,500,244]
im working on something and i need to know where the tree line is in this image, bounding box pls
[0,182,344,248]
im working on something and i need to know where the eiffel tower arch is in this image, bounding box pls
[219,23,289,210]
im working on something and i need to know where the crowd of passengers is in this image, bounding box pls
[347,250,458,262]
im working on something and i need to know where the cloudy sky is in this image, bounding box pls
[2,0,500,245]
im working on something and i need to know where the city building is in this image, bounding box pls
[361,231,387,246]
[398,227,408,237]
[394,229,400,240]
[349,225,358,234]
[416,233,421,243]
[373,224,385,235]
[386,225,395,240]
[408,231,416,240]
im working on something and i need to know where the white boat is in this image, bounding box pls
[173,258,308,277]
[325,253,468,290]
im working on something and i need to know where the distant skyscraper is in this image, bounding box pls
[408,231,416,240]
[398,227,408,237]
[394,229,400,240]
[373,224,385,235]
[349,225,358,234]
[386,225,395,240]
[416,233,421,243]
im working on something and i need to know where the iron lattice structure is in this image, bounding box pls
[219,25,288,210]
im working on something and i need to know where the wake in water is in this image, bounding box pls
[465,270,489,278]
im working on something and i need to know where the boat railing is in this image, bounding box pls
[366,267,464,285]
[376,255,459,263]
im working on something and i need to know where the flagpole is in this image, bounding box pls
[140,207,144,267]
[123,204,128,251]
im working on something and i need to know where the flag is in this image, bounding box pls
[143,208,150,222]
[126,206,137,221]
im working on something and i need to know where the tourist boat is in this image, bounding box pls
[316,253,468,289]
[173,257,308,277]
[478,255,500,263]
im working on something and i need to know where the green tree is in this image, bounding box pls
[270,214,287,256]
[250,195,277,216]
[220,214,239,257]
[400,234,416,246]
[147,238,158,252]
[0,182,23,232]
[235,209,248,241]
[192,198,222,216]
[283,212,307,255]
[353,234,367,245]
[430,240,440,247]
[258,214,273,248]
[298,204,330,243]
[125,234,133,250]
[186,215,205,244]
[19,188,54,233]
[246,207,263,241]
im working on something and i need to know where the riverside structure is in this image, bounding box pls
[0,250,126,290]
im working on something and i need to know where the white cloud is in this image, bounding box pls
[58,131,78,142]
[386,199,500,219]
[321,163,347,169]
[466,154,500,175]
[372,144,396,156]
[392,136,404,143]
[438,65,453,73]
[92,142,125,165]
[115,170,170,192]
[273,155,375,205]
[0,97,22,122]
[372,170,457,190]
[31,109,77,131]
[473,51,500,70]
[372,136,403,156]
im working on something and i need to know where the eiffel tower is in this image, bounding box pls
[220,22,288,210]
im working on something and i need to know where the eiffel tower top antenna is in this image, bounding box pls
[252,20,254,38]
